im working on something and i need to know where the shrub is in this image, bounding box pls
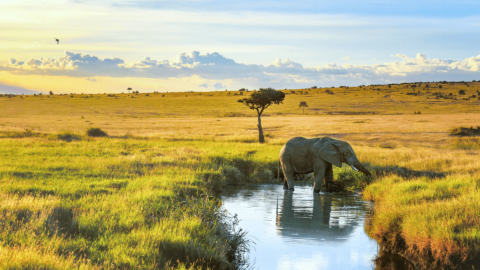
[266,161,282,179]
[252,168,274,182]
[232,158,255,176]
[86,128,108,137]
[57,132,81,142]
[450,126,480,136]
[221,166,245,185]
[201,172,226,192]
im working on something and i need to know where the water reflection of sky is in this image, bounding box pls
[221,184,378,270]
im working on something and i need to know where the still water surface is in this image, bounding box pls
[221,184,414,270]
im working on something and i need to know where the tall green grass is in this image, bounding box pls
[2,126,480,268]
[0,136,278,269]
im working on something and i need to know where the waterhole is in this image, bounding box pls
[221,184,415,270]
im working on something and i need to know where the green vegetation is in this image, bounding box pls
[364,175,480,268]
[87,128,108,137]
[361,145,480,268]
[0,137,280,269]
[1,82,480,268]
[450,126,480,136]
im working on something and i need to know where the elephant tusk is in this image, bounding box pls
[351,165,359,172]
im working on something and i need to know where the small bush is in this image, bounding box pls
[201,172,226,192]
[252,168,274,182]
[232,158,255,177]
[450,126,480,136]
[86,128,108,137]
[266,161,282,179]
[56,132,81,142]
[221,166,245,185]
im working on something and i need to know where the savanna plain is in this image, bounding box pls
[1,82,480,269]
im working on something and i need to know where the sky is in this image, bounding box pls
[1,0,480,94]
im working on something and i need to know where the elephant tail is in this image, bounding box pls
[277,160,280,181]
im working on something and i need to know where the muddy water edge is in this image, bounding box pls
[220,184,415,270]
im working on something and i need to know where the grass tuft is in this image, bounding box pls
[86,128,108,137]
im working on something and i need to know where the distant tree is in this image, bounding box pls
[299,101,308,114]
[388,85,391,88]
[127,88,132,94]
[459,90,466,95]
[438,85,442,89]
[49,91,53,95]
[237,88,285,143]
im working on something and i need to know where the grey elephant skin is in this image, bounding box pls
[278,137,371,193]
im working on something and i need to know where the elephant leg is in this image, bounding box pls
[313,167,326,193]
[324,163,333,192]
[284,171,295,191]
[281,162,295,191]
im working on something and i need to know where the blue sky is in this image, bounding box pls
[1,0,480,93]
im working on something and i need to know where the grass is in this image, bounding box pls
[1,84,480,268]
[0,137,280,269]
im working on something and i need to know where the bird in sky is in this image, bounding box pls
[54,38,59,45]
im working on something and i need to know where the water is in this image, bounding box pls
[221,184,415,270]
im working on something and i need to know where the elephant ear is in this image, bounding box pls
[318,142,343,168]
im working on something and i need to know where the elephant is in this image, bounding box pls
[276,191,360,241]
[278,137,371,192]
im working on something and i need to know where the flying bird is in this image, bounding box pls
[54,38,59,45]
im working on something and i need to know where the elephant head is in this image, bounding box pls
[317,138,371,176]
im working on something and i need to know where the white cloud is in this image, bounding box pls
[343,56,351,60]
[3,51,480,90]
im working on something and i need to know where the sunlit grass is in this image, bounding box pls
[1,83,480,268]
[0,138,274,269]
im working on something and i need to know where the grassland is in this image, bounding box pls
[1,82,480,269]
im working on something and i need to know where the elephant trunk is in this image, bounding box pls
[353,160,371,176]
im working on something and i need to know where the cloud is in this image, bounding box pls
[86,78,98,82]
[3,51,480,90]
[214,82,226,90]
[343,56,351,60]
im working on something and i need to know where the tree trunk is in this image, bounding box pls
[257,115,265,143]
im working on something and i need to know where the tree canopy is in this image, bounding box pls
[237,88,285,116]
[299,101,308,108]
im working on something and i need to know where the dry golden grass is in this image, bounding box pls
[1,84,480,268]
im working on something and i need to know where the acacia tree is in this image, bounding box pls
[299,101,308,114]
[238,88,285,143]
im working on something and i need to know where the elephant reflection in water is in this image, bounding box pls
[276,192,363,241]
